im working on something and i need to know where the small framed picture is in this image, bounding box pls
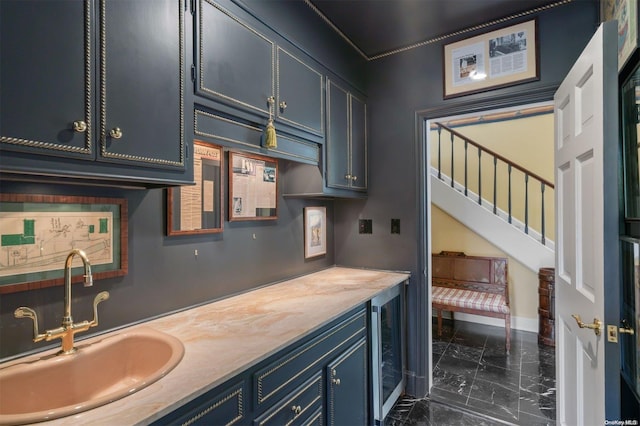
[304,206,326,258]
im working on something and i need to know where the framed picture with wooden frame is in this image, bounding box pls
[0,194,128,294]
[228,151,278,221]
[167,140,223,235]
[602,0,638,71]
[304,206,326,258]
[443,19,539,99]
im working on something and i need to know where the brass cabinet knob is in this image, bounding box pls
[291,405,302,415]
[351,175,358,182]
[279,100,287,110]
[345,174,352,180]
[109,127,123,139]
[72,121,87,133]
[332,378,341,386]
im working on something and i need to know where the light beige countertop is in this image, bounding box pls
[6,266,410,425]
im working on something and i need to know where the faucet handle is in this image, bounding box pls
[89,291,110,327]
[15,307,46,342]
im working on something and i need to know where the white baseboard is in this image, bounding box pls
[432,312,538,333]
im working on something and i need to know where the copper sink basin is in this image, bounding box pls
[0,327,184,425]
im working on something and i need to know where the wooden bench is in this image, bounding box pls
[432,251,511,352]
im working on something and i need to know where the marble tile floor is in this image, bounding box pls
[386,319,556,425]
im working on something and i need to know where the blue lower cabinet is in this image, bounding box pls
[154,306,368,425]
[326,338,368,426]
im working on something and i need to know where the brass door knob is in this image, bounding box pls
[72,120,87,133]
[620,319,635,335]
[572,314,602,336]
[109,127,123,139]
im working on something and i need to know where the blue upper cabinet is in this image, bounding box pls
[98,0,185,169]
[0,0,191,187]
[196,0,274,118]
[194,0,324,143]
[0,0,91,159]
[276,47,324,138]
[326,79,368,193]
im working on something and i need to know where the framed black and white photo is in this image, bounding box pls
[443,19,539,99]
[229,151,278,221]
[304,206,326,258]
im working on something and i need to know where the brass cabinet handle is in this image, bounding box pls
[72,121,87,133]
[109,127,123,139]
[572,314,602,336]
[332,378,341,386]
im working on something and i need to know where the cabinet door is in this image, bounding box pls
[0,0,92,159]
[326,80,350,189]
[350,94,367,191]
[276,47,324,136]
[197,0,273,117]
[99,0,184,168]
[326,338,368,426]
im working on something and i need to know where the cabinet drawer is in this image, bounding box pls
[194,108,320,165]
[254,308,366,409]
[301,407,323,426]
[253,373,322,426]
[153,380,246,426]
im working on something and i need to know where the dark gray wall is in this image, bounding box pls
[333,0,600,396]
[0,178,334,359]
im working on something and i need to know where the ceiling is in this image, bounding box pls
[306,0,566,60]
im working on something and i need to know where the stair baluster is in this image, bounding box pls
[433,122,554,246]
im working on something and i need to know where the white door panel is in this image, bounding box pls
[554,21,617,425]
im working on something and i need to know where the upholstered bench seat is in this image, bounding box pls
[432,251,511,352]
[432,287,510,314]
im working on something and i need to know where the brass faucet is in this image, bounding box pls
[14,249,109,355]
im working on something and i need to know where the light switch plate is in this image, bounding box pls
[359,219,372,234]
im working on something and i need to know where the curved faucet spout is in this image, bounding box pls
[63,249,93,327]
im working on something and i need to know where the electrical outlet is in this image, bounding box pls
[359,219,373,234]
[391,218,400,234]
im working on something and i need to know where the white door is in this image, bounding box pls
[554,21,618,425]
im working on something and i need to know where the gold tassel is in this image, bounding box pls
[263,119,277,149]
